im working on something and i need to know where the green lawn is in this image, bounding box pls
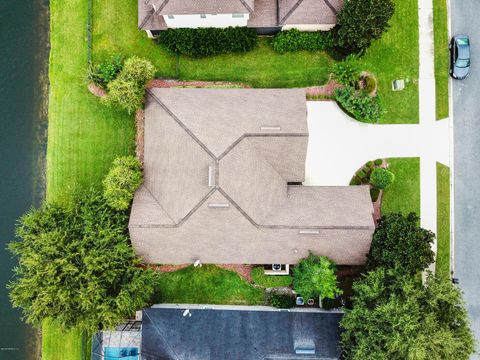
[93,0,419,123]
[153,265,264,305]
[436,163,450,277]
[433,0,450,120]
[381,158,421,216]
[42,320,90,360]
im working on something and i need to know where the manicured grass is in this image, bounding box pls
[433,0,450,120]
[92,0,419,123]
[381,158,421,216]
[251,267,293,288]
[42,320,90,360]
[47,0,135,203]
[153,265,265,305]
[436,163,450,277]
[358,0,419,124]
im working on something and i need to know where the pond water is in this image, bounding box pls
[0,0,49,359]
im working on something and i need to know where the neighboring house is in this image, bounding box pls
[138,0,344,37]
[128,88,375,267]
[141,305,343,359]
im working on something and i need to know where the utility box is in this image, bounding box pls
[392,79,405,91]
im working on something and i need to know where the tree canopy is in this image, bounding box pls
[335,0,395,54]
[341,269,475,360]
[8,189,156,331]
[367,213,435,275]
[293,252,341,300]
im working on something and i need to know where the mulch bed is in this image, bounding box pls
[305,80,342,99]
[148,79,249,89]
[87,82,107,97]
[147,263,254,282]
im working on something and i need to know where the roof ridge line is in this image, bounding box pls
[323,0,339,15]
[176,188,217,226]
[143,184,178,225]
[217,188,259,227]
[279,0,304,25]
[147,89,217,160]
[238,0,254,12]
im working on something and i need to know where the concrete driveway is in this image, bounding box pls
[305,101,449,241]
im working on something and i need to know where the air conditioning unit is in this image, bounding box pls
[272,264,282,271]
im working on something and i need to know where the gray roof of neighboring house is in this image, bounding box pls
[141,306,343,360]
[278,0,343,25]
[129,88,374,265]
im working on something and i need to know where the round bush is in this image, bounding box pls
[374,158,383,166]
[269,293,296,309]
[370,168,395,189]
[103,156,143,210]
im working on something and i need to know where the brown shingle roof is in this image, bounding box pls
[129,88,374,265]
[278,0,343,25]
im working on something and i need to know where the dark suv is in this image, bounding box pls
[450,35,470,80]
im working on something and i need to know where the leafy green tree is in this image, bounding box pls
[103,156,143,210]
[293,252,342,300]
[103,56,156,114]
[369,167,395,189]
[367,213,435,275]
[341,269,475,360]
[8,189,156,331]
[335,0,395,54]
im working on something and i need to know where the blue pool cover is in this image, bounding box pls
[104,347,139,360]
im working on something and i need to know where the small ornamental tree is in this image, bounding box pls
[367,213,435,275]
[293,252,342,300]
[8,189,156,331]
[103,156,143,210]
[341,269,475,360]
[88,54,124,89]
[369,167,395,189]
[103,56,156,114]
[335,0,395,54]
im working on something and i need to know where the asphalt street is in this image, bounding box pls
[451,0,480,356]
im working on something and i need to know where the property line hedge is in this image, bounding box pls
[271,29,334,53]
[157,27,258,57]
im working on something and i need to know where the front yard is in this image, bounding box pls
[433,0,450,120]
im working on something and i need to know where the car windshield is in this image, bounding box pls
[457,37,469,46]
[456,58,470,68]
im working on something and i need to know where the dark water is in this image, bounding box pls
[0,0,49,359]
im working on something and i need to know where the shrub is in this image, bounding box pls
[370,188,380,202]
[293,252,342,300]
[331,58,360,86]
[251,267,293,288]
[335,86,383,123]
[88,54,124,88]
[356,169,366,178]
[103,57,156,114]
[367,213,435,275]
[335,0,395,54]
[374,158,383,166]
[271,29,335,53]
[157,27,257,57]
[8,189,156,331]
[366,161,374,168]
[341,269,475,360]
[362,74,377,93]
[370,167,394,189]
[103,156,143,210]
[350,176,361,185]
[269,293,296,309]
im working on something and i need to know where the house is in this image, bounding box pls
[138,0,344,37]
[141,305,343,359]
[128,88,375,267]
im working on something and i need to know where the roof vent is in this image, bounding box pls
[260,125,281,131]
[298,229,320,235]
[208,203,230,208]
[208,166,215,187]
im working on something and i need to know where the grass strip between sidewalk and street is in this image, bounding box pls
[436,162,451,277]
[433,0,450,120]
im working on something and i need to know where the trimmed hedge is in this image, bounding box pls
[335,86,383,123]
[269,293,296,309]
[157,27,258,57]
[271,29,334,53]
[370,167,395,189]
